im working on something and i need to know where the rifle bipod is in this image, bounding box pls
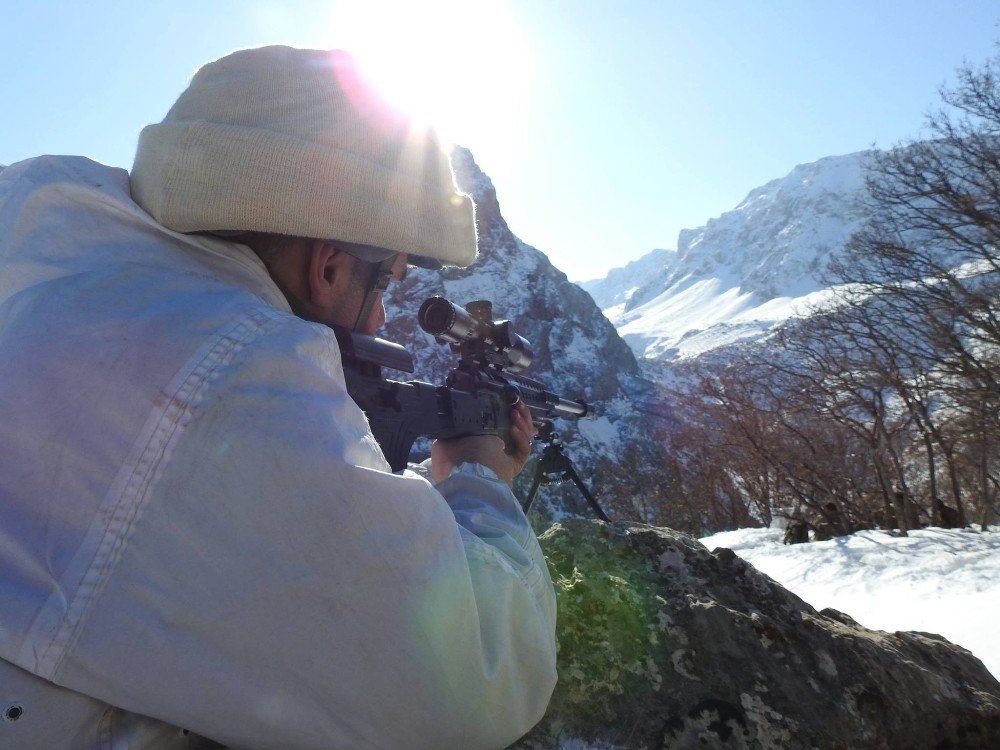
[522,422,610,522]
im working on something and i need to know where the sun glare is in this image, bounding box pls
[326,0,532,153]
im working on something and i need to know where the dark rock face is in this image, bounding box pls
[384,149,673,517]
[513,520,1000,749]
[385,147,638,402]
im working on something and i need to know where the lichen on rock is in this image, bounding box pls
[536,521,669,735]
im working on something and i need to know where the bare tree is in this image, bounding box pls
[824,53,1000,530]
[641,54,1000,536]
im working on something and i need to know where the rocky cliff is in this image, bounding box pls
[384,149,672,519]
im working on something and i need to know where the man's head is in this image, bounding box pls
[130,46,477,329]
[238,232,408,335]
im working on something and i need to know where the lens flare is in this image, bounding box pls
[326,0,532,152]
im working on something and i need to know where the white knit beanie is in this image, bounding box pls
[131,46,477,267]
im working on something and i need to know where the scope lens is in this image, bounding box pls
[492,321,533,371]
[418,297,454,336]
[418,296,479,342]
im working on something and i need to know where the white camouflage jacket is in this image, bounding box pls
[0,156,557,749]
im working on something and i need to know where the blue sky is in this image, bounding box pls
[2,1,998,280]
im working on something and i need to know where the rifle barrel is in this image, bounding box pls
[553,396,588,418]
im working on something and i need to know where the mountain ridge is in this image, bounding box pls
[582,151,873,362]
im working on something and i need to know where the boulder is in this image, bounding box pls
[512,520,1000,749]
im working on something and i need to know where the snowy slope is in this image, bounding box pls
[582,152,871,361]
[700,527,1000,679]
[577,247,675,321]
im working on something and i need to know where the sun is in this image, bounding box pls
[326,0,532,153]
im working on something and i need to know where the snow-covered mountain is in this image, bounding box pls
[384,149,671,515]
[582,152,872,361]
[577,246,676,317]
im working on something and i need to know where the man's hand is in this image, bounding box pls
[431,402,538,485]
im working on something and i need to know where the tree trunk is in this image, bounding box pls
[922,431,941,526]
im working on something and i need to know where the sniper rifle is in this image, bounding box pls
[333,296,609,519]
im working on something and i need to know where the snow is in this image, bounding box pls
[699,526,1000,678]
[583,151,872,362]
[579,248,675,312]
[610,279,841,360]
[608,280,851,360]
[576,415,620,453]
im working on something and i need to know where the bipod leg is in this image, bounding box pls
[520,428,609,521]
[566,465,611,522]
[522,466,544,514]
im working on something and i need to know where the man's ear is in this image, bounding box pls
[306,239,353,306]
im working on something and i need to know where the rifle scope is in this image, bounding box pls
[418,297,533,372]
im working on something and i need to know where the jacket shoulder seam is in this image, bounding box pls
[33,307,287,680]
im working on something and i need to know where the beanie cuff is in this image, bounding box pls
[131,120,477,267]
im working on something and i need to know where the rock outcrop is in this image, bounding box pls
[513,520,1000,749]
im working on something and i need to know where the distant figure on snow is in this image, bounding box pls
[783,519,811,545]
[936,499,962,529]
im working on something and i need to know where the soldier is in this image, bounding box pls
[0,47,556,749]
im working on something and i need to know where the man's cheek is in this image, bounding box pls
[369,299,387,334]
